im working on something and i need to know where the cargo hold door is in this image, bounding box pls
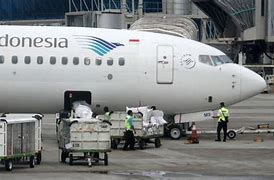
[156,45,174,84]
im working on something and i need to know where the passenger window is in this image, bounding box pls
[107,58,113,66]
[96,58,102,66]
[11,56,18,64]
[73,57,79,65]
[119,57,125,66]
[24,56,31,64]
[211,56,224,66]
[84,57,90,65]
[62,57,68,65]
[37,56,43,64]
[50,56,56,65]
[199,55,213,66]
[0,56,4,64]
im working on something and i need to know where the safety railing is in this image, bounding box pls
[68,0,121,12]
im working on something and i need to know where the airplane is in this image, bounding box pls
[0,25,266,137]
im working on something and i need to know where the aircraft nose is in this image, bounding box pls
[240,66,267,100]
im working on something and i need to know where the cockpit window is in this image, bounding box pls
[199,55,213,66]
[211,55,233,66]
[219,55,233,63]
[199,55,233,66]
[211,56,224,66]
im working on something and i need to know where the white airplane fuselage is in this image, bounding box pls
[0,26,266,114]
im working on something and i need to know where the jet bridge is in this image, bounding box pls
[191,0,274,42]
[192,0,255,38]
[130,15,199,40]
[192,0,274,76]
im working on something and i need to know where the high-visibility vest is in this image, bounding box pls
[124,115,132,130]
[105,112,111,120]
[218,107,229,122]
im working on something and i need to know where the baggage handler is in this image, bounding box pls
[214,102,229,142]
[123,110,136,150]
[104,106,113,120]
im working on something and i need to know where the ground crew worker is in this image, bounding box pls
[104,106,113,120]
[123,110,136,151]
[214,102,229,142]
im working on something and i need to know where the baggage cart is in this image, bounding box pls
[0,114,43,171]
[57,118,111,167]
[99,110,165,150]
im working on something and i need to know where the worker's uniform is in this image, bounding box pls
[104,112,111,121]
[123,115,135,150]
[216,107,229,142]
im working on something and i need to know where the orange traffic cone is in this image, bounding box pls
[190,122,199,144]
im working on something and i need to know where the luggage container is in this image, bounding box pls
[57,117,111,167]
[0,114,43,171]
[99,110,165,150]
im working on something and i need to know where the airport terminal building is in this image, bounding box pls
[0,0,162,21]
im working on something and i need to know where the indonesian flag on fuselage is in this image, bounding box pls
[129,39,140,43]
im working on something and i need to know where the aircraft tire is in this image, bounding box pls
[169,125,182,140]
[139,140,145,150]
[227,130,236,140]
[155,138,161,148]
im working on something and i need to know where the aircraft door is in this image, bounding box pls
[156,45,174,84]
[64,91,92,111]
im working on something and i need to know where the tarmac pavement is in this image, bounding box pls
[1,93,274,180]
